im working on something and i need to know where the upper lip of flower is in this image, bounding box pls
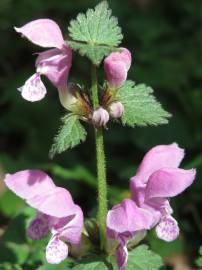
[14,18,65,49]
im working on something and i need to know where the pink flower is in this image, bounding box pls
[4,170,83,264]
[104,48,131,89]
[130,143,196,242]
[107,199,152,270]
[107,143,196,270]
[15,19,72,102]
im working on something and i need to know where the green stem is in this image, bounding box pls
[91,65,107,251]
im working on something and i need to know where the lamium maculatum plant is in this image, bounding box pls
[4,2,196,270]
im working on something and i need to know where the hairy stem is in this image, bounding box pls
[91,64,107,250]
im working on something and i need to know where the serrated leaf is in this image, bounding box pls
[127,245,164,270]
[49,114,87,158]
[117,81,171,127]
[68,41,117,66]
[71,246,163,270]
[68,1,123,65]
[71,256,109,270]
[36,260,73,270]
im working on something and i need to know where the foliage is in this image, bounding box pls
[70,245,163,270]
[126,245,163,270]
[49,114,87,158]
[68,1,123,65]
[117,81,171,127]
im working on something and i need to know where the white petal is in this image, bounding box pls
[156,216,179,242]
[46,235,68,264]
[19,73,47,102]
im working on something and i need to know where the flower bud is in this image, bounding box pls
[109,101,124,119]
[92,107,109,127]
[104,48,132,89]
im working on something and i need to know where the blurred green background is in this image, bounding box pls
[0,0,201,269]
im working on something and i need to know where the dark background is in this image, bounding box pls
[0,0,201,269]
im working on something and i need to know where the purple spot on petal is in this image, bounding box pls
[27,215,49,240]
[18,73,47,102]
[46,236,68,264]
[156,216,179,242]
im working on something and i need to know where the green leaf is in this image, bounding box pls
[126,245,164,270]
[71,256,110,270]
[36,260,74,270]
[71,246,163,270]
[49,114,87,158]
[68,1,123,65]
[117,81,171,127]
[67,41,117,67]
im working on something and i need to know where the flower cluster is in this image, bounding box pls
[107,143,196,270]
[4,144,196,268]
[15,19,131,128]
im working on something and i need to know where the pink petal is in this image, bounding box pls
[49,206,84,244]
[107,199,153,235]
[4,170,76,218]
[27,212,49,240]
[36,46,72,88]
[116,244,128,270]
[155,216,179,242]
[46,235,68,264]
[104,48,131,88]
[27,187,77,218]
[4,170,55,200]
[130,179,146,206]
[145,167,196,200]
[18,73,47,102]
[119,48,132,70]
[104,60,127,88]
[105,48,132,71]
[14,19,64,49]
[60,206,83,244]
[131,143,185,186]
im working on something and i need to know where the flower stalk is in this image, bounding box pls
[91,64,108,250]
